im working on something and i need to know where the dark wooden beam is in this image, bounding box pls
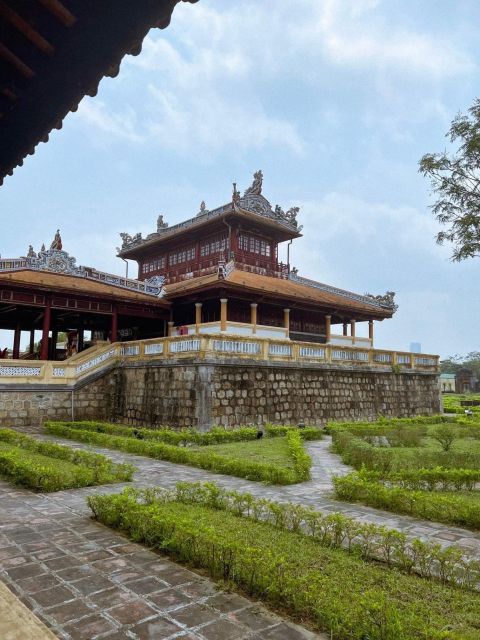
[0,2,54,56]
[37,0,76,28]
[0,42,35,78]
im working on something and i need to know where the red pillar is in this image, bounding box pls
[40,299,51,360]
[13,324,21,359]
[29,329,35,356]
[111,307,118,343]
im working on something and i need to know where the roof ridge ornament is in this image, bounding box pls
[365,291,398,311]
[244,170,263,196]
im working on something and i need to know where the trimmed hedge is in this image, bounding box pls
[326,415,454,433]
[333,472,480,530]
[88,488,480,640]
[331,430,480,472]
[164,481,480,588]
[0,429,134,482]
[45,423,312,484]
[0,429,134,491]
[47,420,322,446]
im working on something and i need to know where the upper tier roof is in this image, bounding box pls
[165,265,396,319]
[0,0,197,185]
[117,171,303,258]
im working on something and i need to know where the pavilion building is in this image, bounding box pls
[118,171,396,347]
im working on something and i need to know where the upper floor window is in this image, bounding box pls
[141,256,165,274]
[238,233,271,257]
[200,234,227,258]
[168,246,196,267]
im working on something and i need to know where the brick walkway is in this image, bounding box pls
[26,430,480,558]
[2,426,480,639]
[0,479,324,640]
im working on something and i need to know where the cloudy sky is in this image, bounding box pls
[1,0,479,358]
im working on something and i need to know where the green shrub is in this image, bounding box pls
[0,437,133,492]
[47,420,323,445]
[45,423,311,484]
[333,472,480,530]
[88,489,480,640]
[161,480,480,588]
[0,429,134,482]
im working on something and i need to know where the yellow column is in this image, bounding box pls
[368,320,374,344]
[220,298,228,332]
[325,315,331,343]
[284,308,290,338]
[167,321,174,337]
[250,303,258,334]
[350,319,356,345]
[195,303,202,334]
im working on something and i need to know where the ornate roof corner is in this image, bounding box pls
[119,231,144,250]
[244,170,263,196]
[365,291,398,312]
[274,204,301,230]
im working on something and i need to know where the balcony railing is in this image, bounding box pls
[0,334,439,387]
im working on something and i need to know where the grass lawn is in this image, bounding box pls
[190,436,295,468]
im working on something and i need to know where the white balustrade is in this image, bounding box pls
[0,366,41,377]
[75,348,116,374]
[144,343,164,355]
[213,340,261,355]
[268,344,292,356]
[299,347,325,359]
[120,345,140,356]
[373,353,392,363]
[169,339,201,353]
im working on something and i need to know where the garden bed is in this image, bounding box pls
[88,483,480,640]
[329,416,480,528]
[45,422,314,484]
[0,428,134,491]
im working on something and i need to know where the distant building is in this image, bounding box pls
[410,342,422,354]
[456,369,479,394]
[440,373,456,393]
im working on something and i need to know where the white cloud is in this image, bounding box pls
[77,100,143,143]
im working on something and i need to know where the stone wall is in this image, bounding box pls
[0,358,441,429]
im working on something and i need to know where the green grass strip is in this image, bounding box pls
[88,490,480,640]
[45,423,310,484]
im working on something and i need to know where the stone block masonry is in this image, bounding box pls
[0,358,440,429]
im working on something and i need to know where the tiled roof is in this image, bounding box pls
[165,269,393,317]
[0,270,169,305]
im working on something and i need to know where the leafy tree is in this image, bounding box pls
[419,98,480,260]
[431,424,457,452]
[440,352,480,379]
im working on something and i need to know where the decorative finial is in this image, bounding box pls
[200,200,206,213]
[50,229,62,251]
[40,243,45,253]
[244,170,263,196]
[27,245,36,258]
[157,215,168,232]
[232,182,240,206]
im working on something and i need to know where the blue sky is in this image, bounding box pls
[1,0,479,358]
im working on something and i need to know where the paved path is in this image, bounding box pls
[3,426,480,640]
